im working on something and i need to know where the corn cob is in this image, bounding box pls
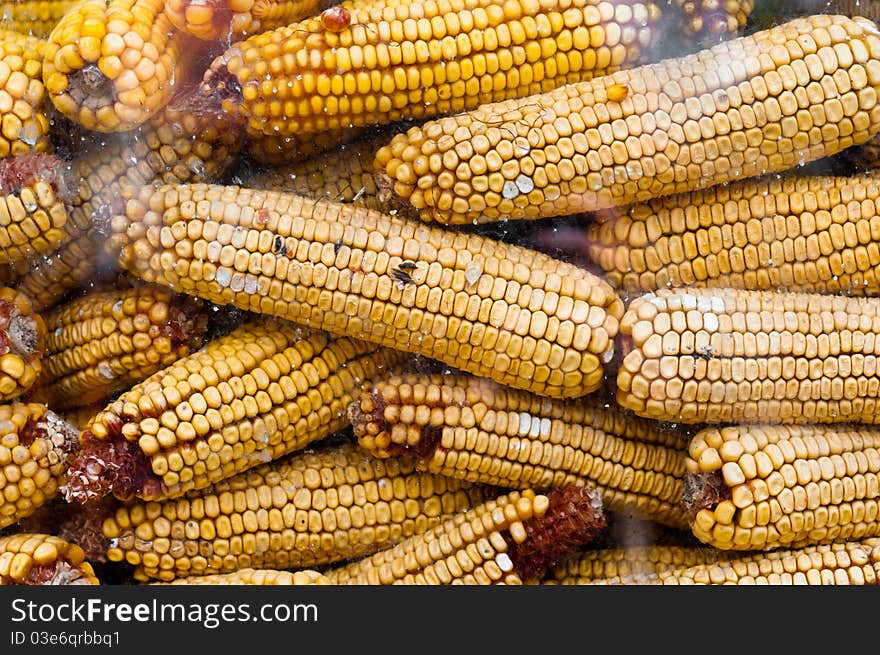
[377,13,880,224]
[0,1,77,38]
[616,287,880,424]
[542,544,728,583]
[0,403,79,530]
[684,424,880,551]
[166,0,327,41]
[0,287,44,401]
[349,371,691,528]
[0,27,51,157]
[106,183,624,399]
[326,486,605,584]
[156,567,331,584]
[590,538,880,584]
[667,0,755,47]
[240,129,418,218]
[28,284,209,410]
[0,532,99,584]
[0,152,73,266]
[64,317,404,503]
[101,441,492,580]
[13,85,244,312]
[244,126,367,166]
[42,0,193,131]
[201,0,663,137]
[585,171,880,296]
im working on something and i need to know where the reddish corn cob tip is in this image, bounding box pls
[508,486,606,581]
[0,152,75,201]
[63,429,160,504]
[346,386,442,460]
[682,471,731,524]
[0,533,99,585]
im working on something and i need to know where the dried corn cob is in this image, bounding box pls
[0,532,99,584]
[349,372,691,527]
[585,171,880,296]
[166,0,327,41]
[13,85,244,312]
[0,27,51,157]
[64,317,404,502]
[28,284,209,410]
[326,486,605,584]
[0,1,76,38]
[0,152,73,266]
[590,538,880,584]
[107,183,624,399]
[668,0,755,47]
[156,567,331,584]
[0,287,44,401]
[542,543,728,583]
[101,441,492,580]
[616,287,880,424]
[201,0,663,137]
[377,13,880,224]
[0,403,79,530]
[42,0,192,131]
[244,126,367,166]
[241,129,417,218]
[684,424,880,550]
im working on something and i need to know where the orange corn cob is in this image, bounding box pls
[105,183,624,400]
[64,318,404,502]
[28,284,209,410]
[201,0,663,137]
[42,0,193,131]
[0,27,51,157]
[377,14,880,224]
[0,286,44,401]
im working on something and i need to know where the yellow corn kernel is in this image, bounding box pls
[350,371,691,528]
[102,441,492,581]
[376,14,880,224]
[0,532,99,584]
[107,183,624,400]
[201,0,662,136]
[617,287,880,424]
[64,317,405,502]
